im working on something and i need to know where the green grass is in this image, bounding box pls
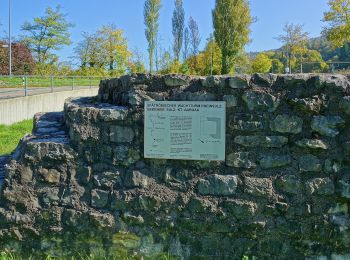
[0,119,33,156]
[0,76,104,88]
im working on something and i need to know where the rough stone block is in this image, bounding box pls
[222,199,257,218]
[197,174,239,196]
[275,175,302,194]
[270,115,303,134]
[164,74,189,87]
[296,139,328,150]
[311,116,345,137]
[91,189,109,208]
[299,155,322,172]
[339,96,350,115]
[123,170,149,188]
[244,177,273,197]
[110,125,135,143]
[226,152,256,169]
[223,95,238,107]
[338,180,350,199]
[259,155,292,169]
[98,107,128,121]
[242,92,280,112]
[290,96,323,113]
[76,165,92,185]
[306,178,334,195]
[38,168,60,184]
[228,75,250,89]
[234,135,288,148]
[94,171,122,188]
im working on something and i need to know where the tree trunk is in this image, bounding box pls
[149,49,153,74]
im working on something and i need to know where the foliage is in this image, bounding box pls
[251,53,272,73]
[323,0,350,48]
[213,0,252,74]
[183,27,190,61]
[99,25,132,76]
[21,6,73,64]
[0,41,35,75]
[0,119,33,156]
[74,25,134,77]
[188,17,201,56]
[186,39,222,75]
[271,58,285,74]
[75,32,105,69]
[172,0,185,61]
[276,23,309,73]
[144,0,161,73]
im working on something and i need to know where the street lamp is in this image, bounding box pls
[8,0,12,76]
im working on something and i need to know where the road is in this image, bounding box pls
[0,86,99,100]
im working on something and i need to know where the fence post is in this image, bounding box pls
[89,77,92,89]
[24,76,28,97]
[72,77,75,90]
[50,76,54,93]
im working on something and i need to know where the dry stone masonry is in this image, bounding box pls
[0,73,350,259]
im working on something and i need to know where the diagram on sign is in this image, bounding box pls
[199,116,222,143]
[148,113,167,153]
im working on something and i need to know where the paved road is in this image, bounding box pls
[0,86,99,100]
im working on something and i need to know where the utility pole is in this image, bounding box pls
[9,0,12,76]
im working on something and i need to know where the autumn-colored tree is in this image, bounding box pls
[99,25,132,76]
[0,41,35,75]
[213,0,252,74]
[251,53,272,73]
[323,0,350,48]
[187,39,222,75]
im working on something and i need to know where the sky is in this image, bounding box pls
[0,0,330,65]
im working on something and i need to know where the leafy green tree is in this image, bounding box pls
[276,23,309,73]
[323,0,350,48]
[75,32,105,69]
[212,0,252,74]
[251,53,272,73]
[144,0,161,73]
[271,59,285,74]
[21,6,73,64]
[172,0,185,61]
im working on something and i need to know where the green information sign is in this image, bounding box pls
[144,101,226,161]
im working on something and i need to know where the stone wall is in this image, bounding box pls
[1,73,350,259]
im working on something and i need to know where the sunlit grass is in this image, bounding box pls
[0,119,33,155]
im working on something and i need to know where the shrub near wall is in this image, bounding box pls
[0,73,350,259]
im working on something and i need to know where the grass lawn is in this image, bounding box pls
[0,119,33,156]
[0,76,104,88]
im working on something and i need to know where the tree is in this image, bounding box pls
[0,40,35,74]
[183,28,190,61]
[276,23,309,73]
[323,0,350,48]
[75,32,105,69]
[99,25,132,76]
[188,17,201,56]
[21,6,73,64]
[251,53,272,73]
[172,0,185,61]
[144,0,161,73]
[213,0,252,74]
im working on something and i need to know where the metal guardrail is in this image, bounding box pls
[0,75,107,99]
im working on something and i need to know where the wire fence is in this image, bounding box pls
[0,75,107,99]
